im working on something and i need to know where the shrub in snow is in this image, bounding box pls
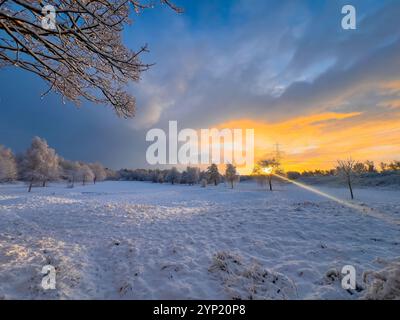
[208,251,298,300]
[287,171,301,180]
[362,259,400,300]
[0,145,17,182]
[19,137,60,191]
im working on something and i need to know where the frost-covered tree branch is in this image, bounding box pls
[0,0,181,117]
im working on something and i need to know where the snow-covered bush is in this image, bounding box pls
[208,251,298,299]
[362,259,400,300]
[0,145,17,182]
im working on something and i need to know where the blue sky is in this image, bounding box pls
[0,0,399,170]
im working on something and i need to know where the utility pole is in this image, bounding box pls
[274,143,282,162]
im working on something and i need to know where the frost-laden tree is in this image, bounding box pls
[0,1,181,117]
[337,158,356,199]
[225,164,238,189]
[207,163,220,186]
[166,167,180,185]
[0,145,17,182]
[20,137,60,191]
[89,162,106,184]
[59,158,81,187]
[78,163,94,185]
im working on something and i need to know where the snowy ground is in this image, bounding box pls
[0,180,399,300]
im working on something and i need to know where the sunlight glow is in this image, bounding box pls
[273,172,400,226]
[263,167,273,175]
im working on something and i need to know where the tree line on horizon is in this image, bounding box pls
[0,137,112,192]
[1,137,399,196]
[0,137,240,191]
[118,163,240,189]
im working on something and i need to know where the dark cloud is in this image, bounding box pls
[0,0,399,169]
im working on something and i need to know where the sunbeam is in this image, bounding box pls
[273,173,400,226]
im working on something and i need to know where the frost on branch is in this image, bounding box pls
[0,1,181,117]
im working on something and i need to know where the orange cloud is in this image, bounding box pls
[217,112,400,174]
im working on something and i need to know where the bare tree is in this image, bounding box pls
[253,158,280,191]
[0,1,181,117]
[337,158,356,199]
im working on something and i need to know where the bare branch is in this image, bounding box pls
[0,0,181,117]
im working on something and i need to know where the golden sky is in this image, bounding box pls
[217,110,400,174]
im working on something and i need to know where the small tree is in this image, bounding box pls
[206,163,220,186]
[337,158,356,199]
[166,167,181,185]
[78,163,94,186]
[20,137,60,191]
[59,158,81,188]
[253,158,280,191]
[89,162,107,184]
[225,164,238,189]
[186,167,199,185]
[0,145,17,182]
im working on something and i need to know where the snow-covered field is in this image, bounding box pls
[0,181,399,300]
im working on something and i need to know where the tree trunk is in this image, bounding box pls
[28,179,33,192]
[42,180,46,187]
[214,179,217,186]
[231,180,234,189]
[347,177,354,199]
[268,176,272,191]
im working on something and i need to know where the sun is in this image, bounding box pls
[263,167,273,175]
